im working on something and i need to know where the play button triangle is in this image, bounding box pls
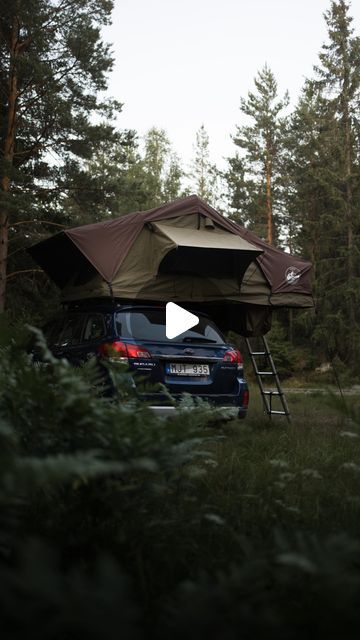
[166,302,199,340]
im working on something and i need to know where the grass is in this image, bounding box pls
[2,350,360,638]
[153,390,360,638]
[200,387,360,536]
[2,325,360,637]
[116,387,360,606]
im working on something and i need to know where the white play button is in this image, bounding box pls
[166,302,199,340]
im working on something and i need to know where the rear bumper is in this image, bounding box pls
[148,404,245,419]
[140,385,247,404]
[135,378,249,420]
[147,383,249,419]
[140,386,248,409]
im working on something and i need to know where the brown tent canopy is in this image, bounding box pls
[28,195,314,336]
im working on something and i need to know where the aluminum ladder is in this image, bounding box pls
[245,336,291,423]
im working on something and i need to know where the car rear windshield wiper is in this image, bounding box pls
[182,337,218,343]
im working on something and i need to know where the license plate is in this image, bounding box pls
[166,363,210,376]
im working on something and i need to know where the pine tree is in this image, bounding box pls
[189,124,218,205]
[286,80,336,265]
[286,81,341,351]
[224,152,262,230]
[141,127,183,209]
[0,0,121,312]
[288,1,360,368]
[80,132,149,218]
[314,1,360,333]
[163,152,183,202]
[227,65,289,244]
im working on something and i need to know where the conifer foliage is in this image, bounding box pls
[225,2,360,370]
[287,1,360,366]
[141,127,184,208]
[0,0,122,312]
[227,64,289,245]
[190,124,219,205]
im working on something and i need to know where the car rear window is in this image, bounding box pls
[115,308,225,344]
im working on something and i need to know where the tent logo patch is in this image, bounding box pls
[285,266,301,285]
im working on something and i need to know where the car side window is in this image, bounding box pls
[42,318,64,345]
[57,315,84,347]
[83,315,105,342]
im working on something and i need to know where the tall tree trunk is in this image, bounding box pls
[344,103,356,362]
[342,57,355,338]
[265,154,273,245]
[288,308,293,345]
[0,15,18,313]
[344,113,353,285]
[309,196,317,282]
[0,211,9,314]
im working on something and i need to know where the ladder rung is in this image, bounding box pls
[269,410,289,416]
[263,390,282,396]
[245,336,291,423]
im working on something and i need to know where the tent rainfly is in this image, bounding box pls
[28,195,314,336]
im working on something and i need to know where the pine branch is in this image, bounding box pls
[6,269,43,280]
[11,221,66,229]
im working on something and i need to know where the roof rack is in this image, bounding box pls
[62,297,168,309]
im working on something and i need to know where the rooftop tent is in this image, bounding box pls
[28,195,314,336]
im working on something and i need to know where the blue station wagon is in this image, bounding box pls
[39,301,249,418]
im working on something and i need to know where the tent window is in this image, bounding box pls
[159,247,253,279]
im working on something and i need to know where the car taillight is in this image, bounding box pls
[125,344,152,359]
[223,348,243,372]
[223,349,243,364]
[98,341,128,363]
[242,389,249,408]
[98,341,151,363]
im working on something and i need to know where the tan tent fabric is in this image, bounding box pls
[153,221,260,251]
[28,195,314,335]
[60,212,262,301]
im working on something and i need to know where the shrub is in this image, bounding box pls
[1,328,360,639]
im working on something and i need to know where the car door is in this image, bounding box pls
[50,313,86,365]
[79,313,108,361]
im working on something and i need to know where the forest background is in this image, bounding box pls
[1,0,360,379]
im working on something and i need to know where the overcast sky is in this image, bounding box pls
[102,0,360,168]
